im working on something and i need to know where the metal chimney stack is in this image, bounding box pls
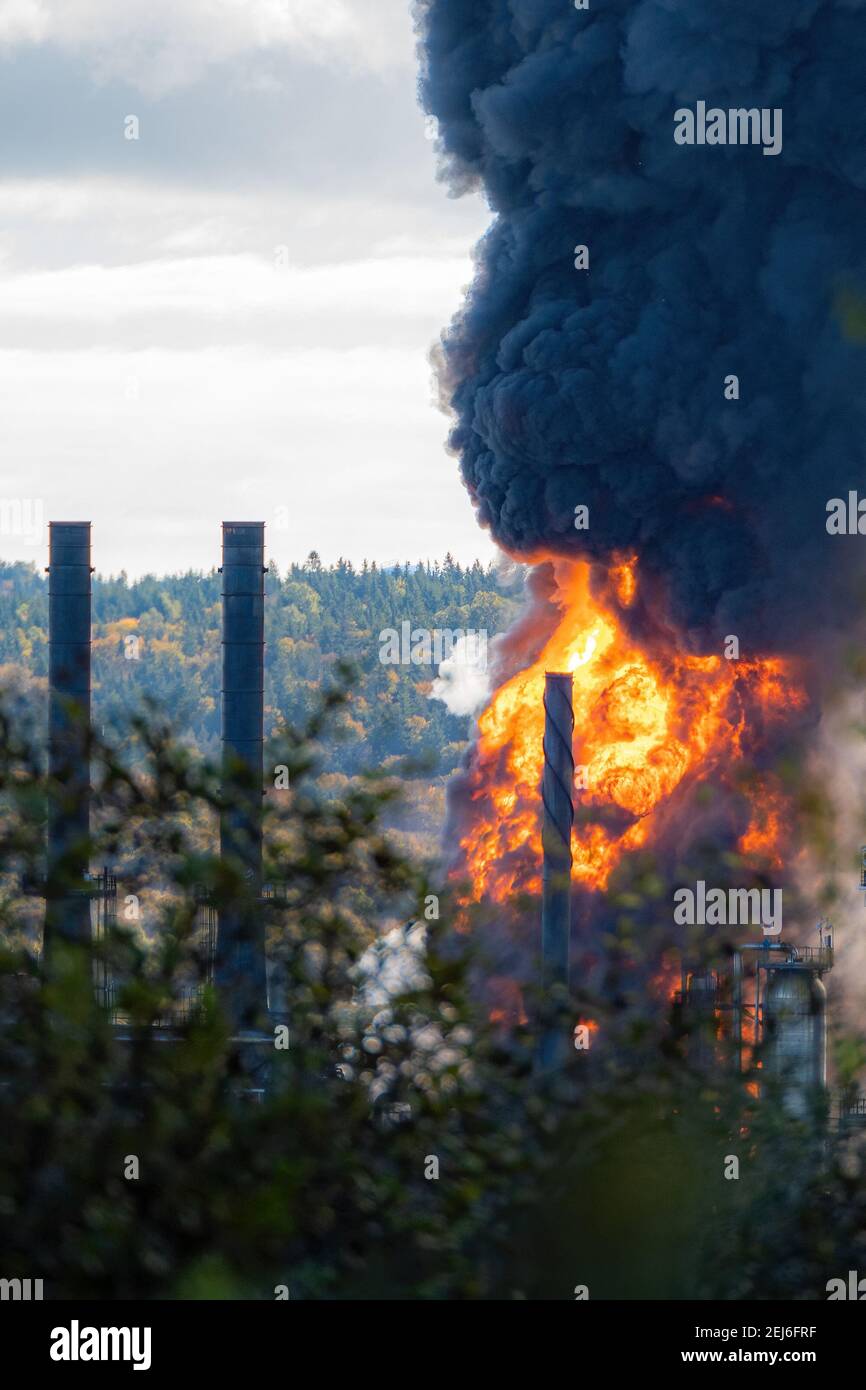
[45,521,93,950]
[216,522,268,1026]
[540,671,574,1061]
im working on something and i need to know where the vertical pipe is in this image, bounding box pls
[732,949,743,1072]
[45,522,93,952]
[217,522,268,1027]
[540,672,574,1062]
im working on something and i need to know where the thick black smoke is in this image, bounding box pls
[416,0,866,653]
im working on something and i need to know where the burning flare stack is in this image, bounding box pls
[540,672,574,1061]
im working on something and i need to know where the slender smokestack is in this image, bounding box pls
[541,672,574,1054]
[45,521,92,951]
[216,521,268,1027]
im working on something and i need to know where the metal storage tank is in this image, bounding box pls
[762,965,827,1121]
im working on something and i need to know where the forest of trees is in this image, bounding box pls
[0,552,521,851]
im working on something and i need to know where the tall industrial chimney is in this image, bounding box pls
[216,522,268,1027]
[539,671,574,1064]
[45,521,93,951]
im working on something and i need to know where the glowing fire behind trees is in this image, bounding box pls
[456,558,806,906]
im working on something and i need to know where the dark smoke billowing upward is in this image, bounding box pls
[415,0,866,653]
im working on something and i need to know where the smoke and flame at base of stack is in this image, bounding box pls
[453,556,807,913]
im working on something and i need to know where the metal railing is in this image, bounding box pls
[91,867,118,1013]
[786,945,834,971]
[103,981,210,1029]
[92,876,282,1025]
[96,877,217,1024]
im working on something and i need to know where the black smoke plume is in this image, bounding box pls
[415,0,866,654]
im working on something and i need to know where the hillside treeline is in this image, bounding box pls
[0,553,519,844]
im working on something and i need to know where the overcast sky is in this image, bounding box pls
[0,0,493,577]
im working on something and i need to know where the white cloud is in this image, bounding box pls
[0,338,495,577]
[0,176,486,273]
[0,0,45,43]
[0,250,473,332]
[0,22,497,581]
[0,0,414,92]
[0,168,493,576]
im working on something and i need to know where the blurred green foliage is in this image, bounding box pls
[0,678,865,1301]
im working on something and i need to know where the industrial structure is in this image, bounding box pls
[541,672,574,995]
[677,931,833,1120]
[39,520,272,1075]
[538,665,844,1126]
[216,521,269,1030]
[44,522,95,954]
[538,671,574,1068]
[31,526,854,1119]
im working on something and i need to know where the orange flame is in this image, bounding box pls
[487,977,528,1027]
[737,776,787,869]
[458,558,805,902]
